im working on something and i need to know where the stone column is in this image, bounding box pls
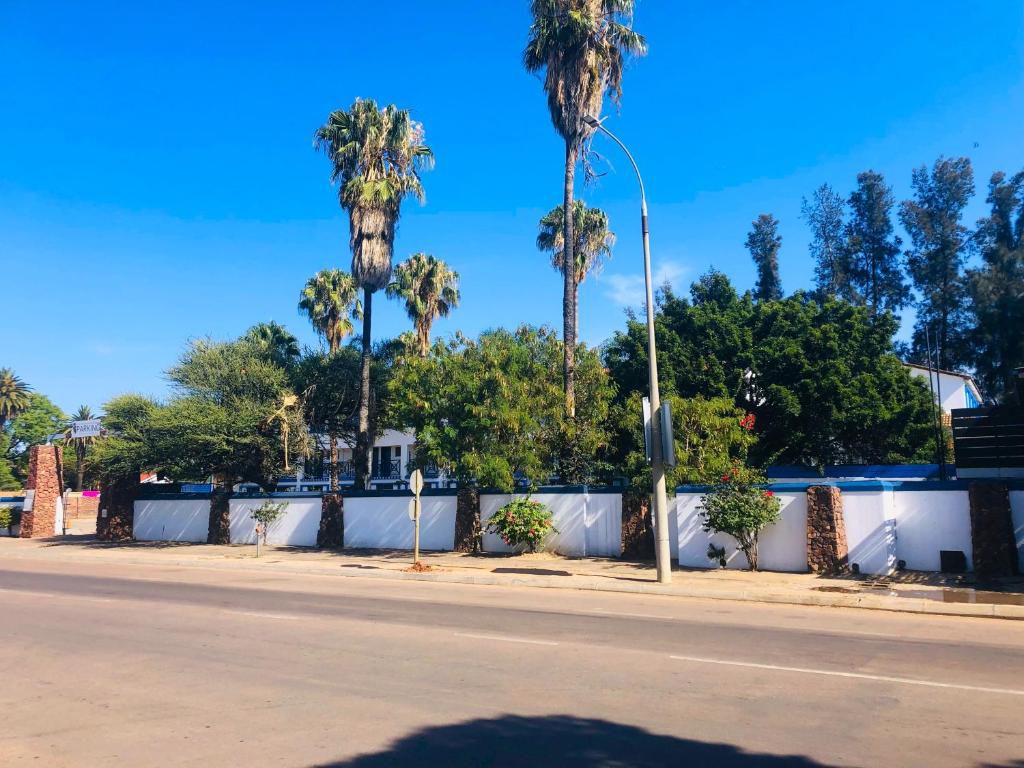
[968,482,1019,579]
[97,475,137,541]
[806,485,848,574]
[20,445,64,538]
[454,487,481,553]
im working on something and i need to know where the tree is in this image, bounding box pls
[0,433,17,489]
[386,254,460,357]
[245,322,301,369]
[390,326,613,490]
[700,466,781,571]
[62,405,97,491]
[968,170,1024,401]
[0,368,32,431]
[844,171,909,317]
[746,214,783,301]
[524,0,646,417]
[537,200,614,330]
[298,269,361,490]
[900,156,975,371]
[801,184,849,299]
[5,393,67,482]
[88,395,159,486]
[315,98,433,489]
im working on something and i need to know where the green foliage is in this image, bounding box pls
[700,466,781,571]
[0,505,17,531]
[88,395,159,484]
[968,170,1024,402]
[4,393,67,482]
[605,271,939,470]
[801,183,849,299]
[844,171,909,317]
[746,214,783,301]
[245,322,301,369]
[250,500,289,547]
[386,253,460,356]
[390,326,613,490]
[0,432,18,489]
[298,269,362,353]
[486,498,556,553]
[613,394,757,489]
[900,157,975,370]
[537,201,614,285]
[0,368,32,429]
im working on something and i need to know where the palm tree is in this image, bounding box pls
[246,322,301,368]
[386,254,460,356]
[62,405,96,491]
[524,0,646,416]
[298,269,361,491]
[315,99,433,489]
[0,368,31,431]
[537,201,615,331]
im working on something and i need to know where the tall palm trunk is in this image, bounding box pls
[354,287,374,489]
[563,141,579,417]
[328,337,340,493]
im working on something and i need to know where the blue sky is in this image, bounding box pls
[2,1,1023,413]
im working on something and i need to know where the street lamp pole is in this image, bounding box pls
[584,115,672,584]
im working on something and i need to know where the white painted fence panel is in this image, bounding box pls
[133,499,209,542]
[229,497,321,547]
[842,490,897,576]
[676,490,807,572]
[890,490,973,572]
[479,492,622,557]
[344,495,457,551]
[1011,490,1024,573]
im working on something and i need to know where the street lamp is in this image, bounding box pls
[584,114,672,584]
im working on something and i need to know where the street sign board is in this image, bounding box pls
[71,419,102,439]
[642,397,653,462]
[410,468,424,496]
[660,399,677,467]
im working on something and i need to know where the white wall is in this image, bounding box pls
[1011,490,1024,574]
[891,490,973,572]
[133,499,209,542]
[842,490,897,576]
[676,490,807,572]
[229,497,322,547]
[479,492,622,557]
[344,495,457,551]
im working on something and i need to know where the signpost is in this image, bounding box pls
[71,420,102,439]
[409,468,424,565]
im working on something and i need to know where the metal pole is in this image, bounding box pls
[414,497,421,565]
[592,121,672,584]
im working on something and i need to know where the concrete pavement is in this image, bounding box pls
[2,536,1022,620]
[1,555,1023,766]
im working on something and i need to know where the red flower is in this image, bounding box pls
[763,490,775,497]
[739,413,756,431]
[721,474,730,482]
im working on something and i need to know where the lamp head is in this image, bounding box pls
[582,114,603,129]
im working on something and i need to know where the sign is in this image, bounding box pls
[660,399,677,467]
[642,397,653,462]
[23,489,35,512]
[409,468,424,496]
[71,419,102,439]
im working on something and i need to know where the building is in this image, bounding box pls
[904,363,983,415]
[276,429,455,492]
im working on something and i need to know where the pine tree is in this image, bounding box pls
[801,184,849,299]
[746,214,783,301]
[968,169,1024,401]
[843,171,909,317]
[899,156,975,371]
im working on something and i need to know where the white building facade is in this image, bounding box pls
[905,363,983,415]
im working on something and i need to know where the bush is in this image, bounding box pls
[250,500,288,548]
[486,498,556,553]
[699,464,781,571]
[0,506,15,532]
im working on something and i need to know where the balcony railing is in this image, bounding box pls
[372,458,402,480]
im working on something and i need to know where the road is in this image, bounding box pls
[1,558,1022,767]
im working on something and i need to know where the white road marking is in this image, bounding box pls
[586,608,673,620]
[0,587,59,599]
[669,655,1024,697]
[226,610,302,621]
[454,632,558,646]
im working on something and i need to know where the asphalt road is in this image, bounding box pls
[1,558,1022,767]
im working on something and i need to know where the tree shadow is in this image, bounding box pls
[315,715,833,767]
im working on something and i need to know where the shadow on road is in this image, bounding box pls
[315,715,832,767]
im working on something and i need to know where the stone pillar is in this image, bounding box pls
[97,475,137,541]
[317,493,344,549]
[454,487,481,553]
[621,492,654,560]
[968,482,1019,579]
[20,445,64,538]
[806,485,848,574]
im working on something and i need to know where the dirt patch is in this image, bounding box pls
[405,562,436,573]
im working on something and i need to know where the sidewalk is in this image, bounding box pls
[2,536,1022,620]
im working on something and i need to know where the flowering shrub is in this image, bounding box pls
[486,498,556,553]
[699,463,781,571]
[250,500,288,551]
